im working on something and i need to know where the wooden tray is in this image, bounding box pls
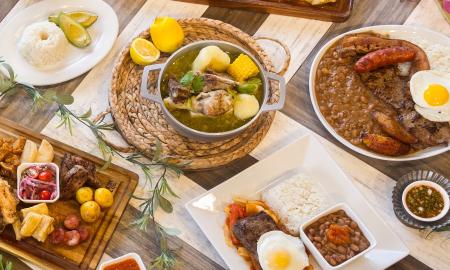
[0,118,139,270]
[176,0,354,22]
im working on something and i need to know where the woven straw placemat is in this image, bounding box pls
[109,18,287,170]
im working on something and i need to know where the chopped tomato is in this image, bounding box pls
[40,190,51,200]
[38,170,53,181]
[228,203,246,245]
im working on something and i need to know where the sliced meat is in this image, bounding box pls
[192,90,233,117]
[200,72,238,93]
[60,153,100,188]
[60,165,89,199]
[354,47,416,73]
[371,111,417,144]
[232,211,278,267]
[168,77,190,104]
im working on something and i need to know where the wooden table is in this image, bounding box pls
[1,0,449,269]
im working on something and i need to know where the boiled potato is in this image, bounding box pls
[35,139,54,163]
[233,94,260,120]
[192,46,230,72]
[21,140,38,163]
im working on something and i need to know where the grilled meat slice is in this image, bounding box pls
[61,153,100,188]
[60,154,100,199]
[232,211,278,268]
[0,178,18,225]
[372,111,417,144]
[192,90,233,117]
[60,165,89,199]
[168,77,190,104]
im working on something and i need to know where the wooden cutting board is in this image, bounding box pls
[0,118,139,270]
[175,0,354,22]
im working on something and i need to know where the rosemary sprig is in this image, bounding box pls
[0,59,183,269]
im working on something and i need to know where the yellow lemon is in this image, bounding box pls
[76,187,94,204]
[150,17,184,53]
[130,38,160,65]
[80,201,101,223]
[94,188,114,208]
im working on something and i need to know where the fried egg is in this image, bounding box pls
[257,231,309,270]
[410,70,450,122]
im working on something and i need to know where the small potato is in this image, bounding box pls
[21,140,37,163]
[35,139,54,163]
[233,94,260,120]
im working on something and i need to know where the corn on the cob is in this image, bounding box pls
[227,54,259,82]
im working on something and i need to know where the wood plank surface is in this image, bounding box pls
[1,0,449,270]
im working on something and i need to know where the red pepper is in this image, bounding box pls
[228,203,246,245]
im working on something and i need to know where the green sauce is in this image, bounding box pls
[406,185,445,218]
[161,49,263,133]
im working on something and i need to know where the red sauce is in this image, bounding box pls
[103,258,140,270]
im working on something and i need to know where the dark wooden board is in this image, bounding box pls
[0,118,139,270]
[176,0,354,22]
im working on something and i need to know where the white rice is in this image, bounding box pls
[18,21,68,67]
[401,36,450,73]
[261,173,328,236]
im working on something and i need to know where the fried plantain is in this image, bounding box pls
[361,133,410,156]
[372,111,417,144]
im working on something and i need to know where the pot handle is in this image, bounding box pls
[140,63,165,104]
[261,72,286,112]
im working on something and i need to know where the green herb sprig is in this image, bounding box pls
[0,59,183,269]
[0,254,12,270]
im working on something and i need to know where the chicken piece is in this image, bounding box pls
[200,72,238,93]
[362,133,410,156]
[192,90,233,117]
[0,142,12,161]
[12,137,26,154]
[168,77,191,104]
[0,178,18,225]
[372,111,417,144]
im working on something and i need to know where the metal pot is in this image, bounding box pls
[140,40,286,141]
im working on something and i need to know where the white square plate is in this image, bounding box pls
[185,135,409,270]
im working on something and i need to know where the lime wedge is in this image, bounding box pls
[49,11,98,28]
[58,13,91,48]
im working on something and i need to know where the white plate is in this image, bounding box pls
[0,0,118,86]
[309,25,450,161]
[186,134,409,270]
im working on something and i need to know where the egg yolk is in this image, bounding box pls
[268,250,291,270]
[424,84,449,106]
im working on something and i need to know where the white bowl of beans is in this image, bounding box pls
[402,180,449,222]
[300,203,377,269]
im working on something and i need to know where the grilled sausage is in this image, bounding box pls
[354,47,416,73]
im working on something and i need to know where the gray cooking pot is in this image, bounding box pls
[140,40,286,141]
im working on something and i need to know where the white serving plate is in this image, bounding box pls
[309,25,450,161]
[0,0,118,86]
[186,134,409,270]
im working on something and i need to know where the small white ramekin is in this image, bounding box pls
[16,162,60,204]
[98,253,146,270]
[300,203,377,270]
[402,180,450,222]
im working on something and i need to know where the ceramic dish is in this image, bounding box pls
[392,170,450,230]
[0,0,118,86]
[16,162,60,204]
[401,180,449,222]
[186,134,409,270]
[309,25,450,161]
[99,253,145,270]
[300,203,377,270]
[140,40,286,141]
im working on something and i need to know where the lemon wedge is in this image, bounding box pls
[130,38,160,65]
[150,17,184,53]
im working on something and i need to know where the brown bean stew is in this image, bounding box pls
[305,210,370,266]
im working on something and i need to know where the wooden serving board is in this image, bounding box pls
[175,0,354,22]
[0,118,139,270]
